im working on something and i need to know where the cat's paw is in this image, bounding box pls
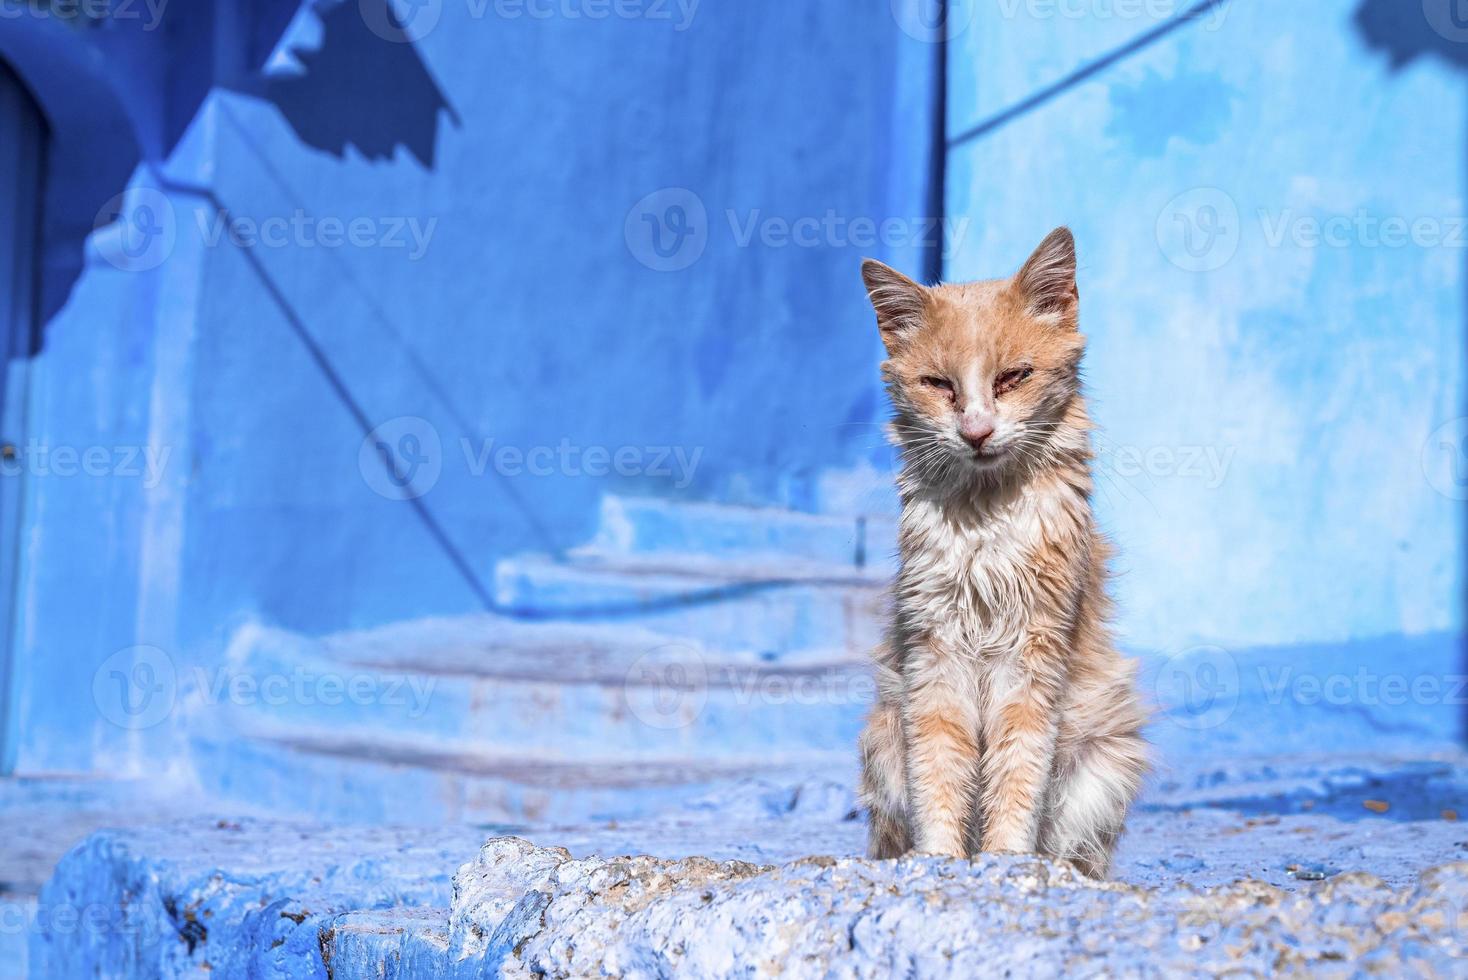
[901,846,968,860]
[972,847,1037,861]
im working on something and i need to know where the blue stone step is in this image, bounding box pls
[189,729,849,826]
[32,818,482,980]
[587,495,898,574]
[213,619,871,761]
[492,555,886,659]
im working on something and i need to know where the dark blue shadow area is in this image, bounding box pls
[1145,761,1468,824]
[260,0,460,168]
[3,0,455,333]
[1354,0,1468,71]
[150,0,303,156]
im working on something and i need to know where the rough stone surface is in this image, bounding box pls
[28,819,485,980]
[452,838,1468,978]
[18,753,1468,977]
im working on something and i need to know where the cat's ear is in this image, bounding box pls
[861,259,928,353]
[1015,227,1079,322]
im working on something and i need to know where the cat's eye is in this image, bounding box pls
[920,376,955,397]
[994,367,1034,396]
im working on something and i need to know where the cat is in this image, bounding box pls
[856,227,1148,879]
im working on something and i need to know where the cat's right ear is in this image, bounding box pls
[861,259,928,354]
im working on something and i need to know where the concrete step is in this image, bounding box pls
[563,548,894,586]
[36,794,1468,979]
[32,817,482,980]
[190,730,848,825]
[587,495,898,574]
[493,556,886,659]
[216,619,872,761]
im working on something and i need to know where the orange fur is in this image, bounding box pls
[855,229,1149,878]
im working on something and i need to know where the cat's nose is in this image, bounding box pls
[959,416,995,450]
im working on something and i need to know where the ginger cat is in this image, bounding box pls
[857,228,1148,878]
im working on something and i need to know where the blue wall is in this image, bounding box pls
[3,0,937,771]
[6,0,1463,775]
[945,0,1466,654]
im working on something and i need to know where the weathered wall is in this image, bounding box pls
[945,0,1466,655]
[4,0,936,771]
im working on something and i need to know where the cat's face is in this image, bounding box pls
[863,228,1086,484]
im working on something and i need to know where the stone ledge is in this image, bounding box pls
[451,838,1468,977]
[26,796,1468,977]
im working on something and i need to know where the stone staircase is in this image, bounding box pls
[187,495,897,826]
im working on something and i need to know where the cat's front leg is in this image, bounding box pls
[900,635,981,858]
[978,632,1066,855]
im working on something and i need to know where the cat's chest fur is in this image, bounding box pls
[896,486,1062,652]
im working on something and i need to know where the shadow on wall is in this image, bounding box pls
[14,0,456,334]
[260,0,461,168]
[1353,0,1468,70]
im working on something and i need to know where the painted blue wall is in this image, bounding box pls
[3,0,936,771]
[945,0,1466,655]
[8,0,1462,777]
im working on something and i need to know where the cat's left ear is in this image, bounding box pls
[1016,227,1079,324]
[862,259,929,354]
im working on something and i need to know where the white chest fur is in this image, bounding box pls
[896,485,1062,655]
